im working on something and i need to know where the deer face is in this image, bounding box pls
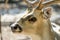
[10,7,51,33]
[10,0,41,33]
[10,0,60,40]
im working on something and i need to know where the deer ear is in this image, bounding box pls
[43,7,52,19]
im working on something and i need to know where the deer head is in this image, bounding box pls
[10,0,60,40]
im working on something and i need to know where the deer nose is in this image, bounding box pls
[10,23,22,32]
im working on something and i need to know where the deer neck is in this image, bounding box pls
[36,19,55,40]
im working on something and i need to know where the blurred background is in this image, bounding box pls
[0,0,60,40]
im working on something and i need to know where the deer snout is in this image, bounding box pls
[10,23,22,32]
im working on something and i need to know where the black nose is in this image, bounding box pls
[10,24,22,32]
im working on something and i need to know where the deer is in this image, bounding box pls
[10,0,60,40]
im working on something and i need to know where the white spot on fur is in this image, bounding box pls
[13,34,32,40]
[23,8,35,18]
[26,0,39,4]
[51,23,60,35]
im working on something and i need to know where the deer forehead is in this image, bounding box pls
[22,8,35,18]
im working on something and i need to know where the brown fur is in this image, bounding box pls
[17,9,55,40]
[12,0,60,40]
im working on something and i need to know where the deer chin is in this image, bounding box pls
[13,34,32,40]
[16,35,32,40]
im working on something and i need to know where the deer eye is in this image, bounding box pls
[28,17,37,22]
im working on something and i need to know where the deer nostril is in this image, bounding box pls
[10,24,23,32]
[14,26,17,29]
